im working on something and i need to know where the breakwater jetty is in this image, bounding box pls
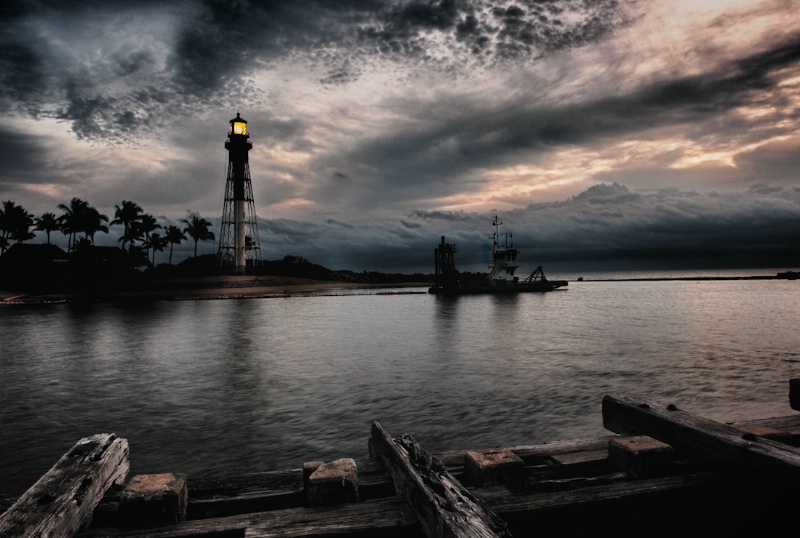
[4,383,800,537]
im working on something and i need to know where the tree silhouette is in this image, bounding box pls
[164,225,187,265]
[80,206,109,244]
[182,213,215,257]
[35,212,59,244]
[57,198,109,249]
[1,200,231,275]
[72,237,94,252]
[111,200,144,251]
[133,214,161,261]
[0,201,35,254]
[58,198,87,251]
[126,244,150,269]
[144,232,168,266]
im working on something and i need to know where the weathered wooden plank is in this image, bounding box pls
[188,469,304,499]
[486,469,800,533]
[159,418,800,523]
[84,473,729,537]
[602,393,800,477]
[95,469,307,524]
[483,470,721,513]
[78,496,420,538]
[101,458,395,526]
[71,412,800,534]
[436,436,617,466]
[0,434,129,538]
[369,420,511,538]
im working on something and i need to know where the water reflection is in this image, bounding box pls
[1,281,798,499]
[432,295,460,361]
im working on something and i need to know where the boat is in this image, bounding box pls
[428,216,568,295]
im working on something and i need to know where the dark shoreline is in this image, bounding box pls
[0,278,432,305]
[2,271,796,304]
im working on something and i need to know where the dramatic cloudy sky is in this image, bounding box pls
[2,0,799,274]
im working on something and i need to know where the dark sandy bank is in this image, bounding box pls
[1,275,431,304]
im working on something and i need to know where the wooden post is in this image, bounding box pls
[370,421,512,538]
[464,448,526,493]
[602,393,800,478]
[608,436,674,478]
[117,474,188,524]
[0,433,129,538]
[789,378,800,411]
[305,459,359,506]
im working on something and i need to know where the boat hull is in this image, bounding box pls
[428,280,568,295]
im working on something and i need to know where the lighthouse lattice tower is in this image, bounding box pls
[218,112,262,273]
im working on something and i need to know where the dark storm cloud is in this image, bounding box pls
[503,33,800,142]
[0,0,634,142]
[0,128,43,184]
[536,184,800,268]
[310,31,800,210]
[357,0,632,67]
[171,0,634,90]
[3,1,799,273]
[0,127,58,204]
[0,42,46,111]
[399,183,800,273]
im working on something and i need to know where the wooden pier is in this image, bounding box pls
[5,384,800,537]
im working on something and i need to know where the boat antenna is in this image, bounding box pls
[491,215,502,249]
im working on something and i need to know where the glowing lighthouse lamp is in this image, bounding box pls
[218,112,262,273]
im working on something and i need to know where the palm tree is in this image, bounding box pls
[57,198,88,251]
[1,200,35,253]
[144,232,168,266]
[164,225,187,265]
[72,237,94,253]
[182,213,215,257]
[57,198,109,248]
[120,225,144,251]
[126,244,150,269]
[133,213,161,261]
[78,206,109,244]
[34,212,59,244]
[111,200,143,251]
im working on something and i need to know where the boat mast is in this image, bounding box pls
[487,215,520,283]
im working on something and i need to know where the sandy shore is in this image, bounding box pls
[1,275,431,304]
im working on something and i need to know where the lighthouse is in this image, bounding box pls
[218,112,262,273]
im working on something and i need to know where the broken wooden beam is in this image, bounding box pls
[0,433,129,538]
[602,393,800,478]
[369,420,511,538]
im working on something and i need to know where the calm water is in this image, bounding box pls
[1,276,799,498]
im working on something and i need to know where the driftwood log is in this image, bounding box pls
[0,434,129,538]
[369,420,511,538]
